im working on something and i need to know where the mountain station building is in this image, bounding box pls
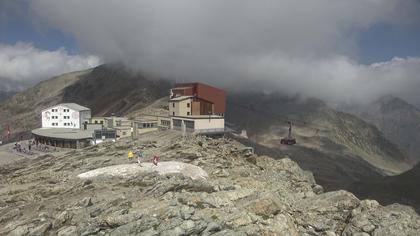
[32,103,96,149]
[169,83,226,134]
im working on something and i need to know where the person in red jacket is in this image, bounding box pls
[152,156,160,166]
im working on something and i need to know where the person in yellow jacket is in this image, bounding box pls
[128,148,143,166]
[128,150,134,160]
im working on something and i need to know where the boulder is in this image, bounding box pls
[245,194,287,217]
[57,226,78,236]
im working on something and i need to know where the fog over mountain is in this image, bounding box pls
[25,0,420,105]
[0,43,101,88]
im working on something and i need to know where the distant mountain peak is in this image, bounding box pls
[375,95,419,113]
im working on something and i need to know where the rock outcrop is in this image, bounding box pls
[0,130,418,235]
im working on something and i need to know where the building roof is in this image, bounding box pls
[171,82,226,114]
[61,103,90,111]
[172,115,224,120]
[114,126,132,130]
[32,128,93,140]
[42,103,90,112]
[134,118,158,123]
[169,95,194,102]
[105,116,128,120]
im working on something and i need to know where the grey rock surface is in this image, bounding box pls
[0,131,419,235]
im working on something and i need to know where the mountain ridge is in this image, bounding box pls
[342,95,420,163]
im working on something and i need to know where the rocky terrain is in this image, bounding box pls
[351,162,420,214]
[342,95,420,163]
[226,93,411,191]
[0,130,419,236]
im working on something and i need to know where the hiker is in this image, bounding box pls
[28,140,32,151]
[128,148,143,166]
[135,148,144,166]
[152,155,160,166]
[17,142,22,152]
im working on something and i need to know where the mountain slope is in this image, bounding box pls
[61,64,171,116]
[352,162,420,212]
[0,90,16,102]
[0,69,89,140]
[226,93,412,191]
[343,95,420,163]
[0,64,171,141]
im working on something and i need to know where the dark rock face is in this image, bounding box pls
[0,131,419,235]
[343,95,420,163]
[62,64,171,116]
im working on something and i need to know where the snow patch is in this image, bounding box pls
[77,161,208,180]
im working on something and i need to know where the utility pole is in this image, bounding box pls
[182,120,186,138]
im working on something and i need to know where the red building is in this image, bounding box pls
[170,82,226,116]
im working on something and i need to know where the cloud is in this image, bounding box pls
[0,42,101,87]
[29,0,420,104]
[231,55,420,104]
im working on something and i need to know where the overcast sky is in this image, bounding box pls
[1,0,420,105]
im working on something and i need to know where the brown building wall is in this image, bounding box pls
[200,99,213,115]
[191,101,201,115]
[171,87,193,97]
[174,83,226,114]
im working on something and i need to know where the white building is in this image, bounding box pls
[41,103,91,129]
[171,115,225,134]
